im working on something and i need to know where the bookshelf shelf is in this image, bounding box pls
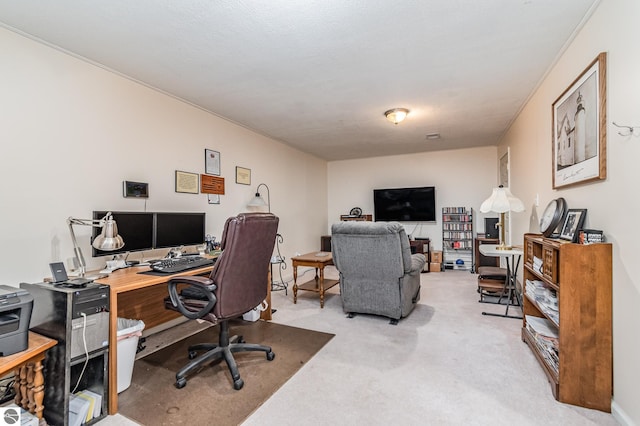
[442,207,474,271]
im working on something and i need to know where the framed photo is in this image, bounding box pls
[205,149,220,176]
[235,166,251,185]
[123,181,149,198]
[208,194,220,204]
[552,52,607,189]
[559,209,587,242]
[175,170,199,194]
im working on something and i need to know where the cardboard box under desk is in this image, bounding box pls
[430,262,442,272]
[430,250,443,263]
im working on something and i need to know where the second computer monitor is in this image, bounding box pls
[154,212,206,250]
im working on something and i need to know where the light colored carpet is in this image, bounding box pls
[99,269,618,426]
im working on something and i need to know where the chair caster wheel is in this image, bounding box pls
[233,378,244,390]
[266,351,275,361]
[175,378,187,389]
[188,351,198,359]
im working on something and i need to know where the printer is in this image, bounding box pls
[0,285,33,356]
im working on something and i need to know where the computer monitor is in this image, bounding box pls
[154,212,206,249]
[91,211,155,257]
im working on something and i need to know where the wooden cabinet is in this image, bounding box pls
[340,214,372,221]
[522,233,612,412]
[474,237,500,272]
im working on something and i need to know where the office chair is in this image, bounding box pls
[165,212,279,390]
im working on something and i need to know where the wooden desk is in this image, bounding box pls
[0,332,56,419]
[96,262,272,415]
[292,252,339,308]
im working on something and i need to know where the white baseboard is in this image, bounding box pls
[612,400,637,426]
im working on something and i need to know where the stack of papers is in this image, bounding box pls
[526,315,559,374]
[532,256,543,274]
[70,389,103,425]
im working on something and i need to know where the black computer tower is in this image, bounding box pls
[20,282,110,426]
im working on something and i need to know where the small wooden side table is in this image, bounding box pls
[292,252,339,308]
[0,332,57,419]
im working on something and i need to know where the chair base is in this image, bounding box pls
[174,320,275,391]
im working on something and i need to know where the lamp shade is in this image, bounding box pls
[92,218,125,251]
[384,108,409,125]
[480,186,525,213]
[247,193,267,207]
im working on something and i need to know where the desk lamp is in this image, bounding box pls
[479,185,524,250]
[247,183,271,212]
[67,212,124,276]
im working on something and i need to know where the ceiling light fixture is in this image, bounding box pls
[384,108,409,125]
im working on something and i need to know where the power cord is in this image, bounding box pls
[71,312,90,394]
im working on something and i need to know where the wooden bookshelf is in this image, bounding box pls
[522,233,612,412]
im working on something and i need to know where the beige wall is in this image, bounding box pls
[328,146,499,251]
[500,0,639,423]
[0,27,328,285]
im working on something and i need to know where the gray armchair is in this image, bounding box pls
[331,221,426,324]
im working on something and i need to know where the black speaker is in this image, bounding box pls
[485,217,499,239]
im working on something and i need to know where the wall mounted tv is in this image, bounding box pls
[373,186,436,222]
[91,211,206,256]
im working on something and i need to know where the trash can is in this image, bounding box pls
[116,317,145,393]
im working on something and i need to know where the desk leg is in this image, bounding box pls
[108,289,118,414]
[482,255,523,320]
[319,266,325,308]
[292,263,298,304]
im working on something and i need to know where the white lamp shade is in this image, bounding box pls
[480,187,525,213]
[384,108,409,124]
[247,194,267,207]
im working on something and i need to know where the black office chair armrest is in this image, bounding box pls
[167,275,217,320]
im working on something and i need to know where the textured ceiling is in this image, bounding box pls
[0,0,599,160]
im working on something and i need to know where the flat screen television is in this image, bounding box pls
[154,212,206,249]
[373,186,436,222]
[91,211,155,256]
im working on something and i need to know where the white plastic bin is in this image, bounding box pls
[116,317,145,393]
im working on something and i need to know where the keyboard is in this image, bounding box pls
[150,256,215,273]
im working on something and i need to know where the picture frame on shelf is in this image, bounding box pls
[552,52,607,189]
[559,209,587,242]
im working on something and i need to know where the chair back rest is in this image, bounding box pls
[331,221,412,279]
[211,213,279,319]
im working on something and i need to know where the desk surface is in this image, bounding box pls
[0,332,57,374]
[479,244,523,257]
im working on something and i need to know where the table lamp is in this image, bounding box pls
[67,212,124,276]
[479,185,524,250]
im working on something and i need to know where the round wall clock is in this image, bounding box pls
[540,197,566,238]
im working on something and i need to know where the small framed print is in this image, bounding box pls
[175,170,199,194]
[559,209,587,242]
[123,181,149,198]
[205,149,221,176]
[235,166,251,185]
[208,194,220,204]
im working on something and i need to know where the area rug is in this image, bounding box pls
[118,320,334,426]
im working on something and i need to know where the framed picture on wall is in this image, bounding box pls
[552,52,607,189]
